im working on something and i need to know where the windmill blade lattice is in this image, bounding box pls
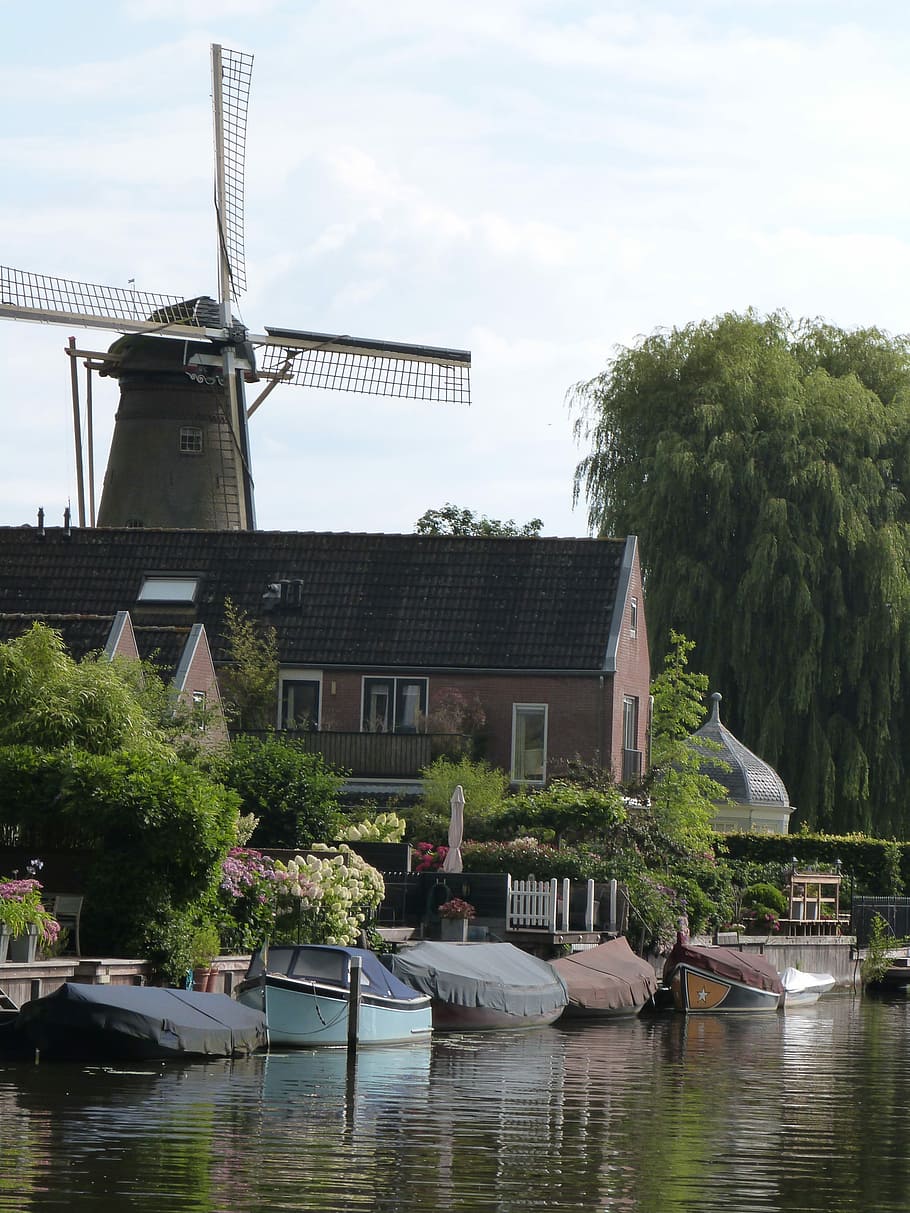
[213,46,253,302]
[0,266,219,335]
[257,330,471,403]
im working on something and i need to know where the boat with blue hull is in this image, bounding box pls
[235,944,433,1047]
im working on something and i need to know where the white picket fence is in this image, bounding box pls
[507,876,597,932]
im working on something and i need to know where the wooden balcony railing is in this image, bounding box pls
[234,731,472,778]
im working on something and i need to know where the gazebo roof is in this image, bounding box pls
[691,692,791,808]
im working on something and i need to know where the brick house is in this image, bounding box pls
[0,526,650,792]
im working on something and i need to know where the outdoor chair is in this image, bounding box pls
[51,895,83,956]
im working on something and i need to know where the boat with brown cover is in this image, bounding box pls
[549,937,659,1018]
[663,935,784,1014]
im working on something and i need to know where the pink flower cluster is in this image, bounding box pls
[413,842,449,872]
[0,878,42,901]
[438,897,475,920]
[220,848,288,899]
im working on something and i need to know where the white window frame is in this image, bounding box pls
[278,669,323,730]
[630,597,638,638]
[137,576,199,603]
[179,426,204,454]
[511,703,548,785]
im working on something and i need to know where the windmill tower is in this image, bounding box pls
[0,46,470,531]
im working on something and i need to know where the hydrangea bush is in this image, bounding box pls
[274,844,385,946]
[216,847,288,952]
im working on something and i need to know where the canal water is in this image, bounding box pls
[1,992,909,1212]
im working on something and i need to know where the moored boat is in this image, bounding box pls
[781,967,836,1007]
[385,941,568,1031]
[549,936,659,1018]
[663,936,784,1014]
[8,981,268,1061]
[234,943,433,1047]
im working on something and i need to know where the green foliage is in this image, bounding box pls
[189,922,221,968]
[647,632,730,850]
[217,734,345,849]
[741,882,788,916]
[721,831,902,896]
[0,624,172,758]
[573,311,910,835]
[496,779,627,847]
[0,745,239,970]
[861,914,897,985]
[218,598,279,731]
[415,503,543,537]
[409,756,509,843]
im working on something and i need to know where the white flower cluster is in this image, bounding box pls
[340,812,406,843]
[275,845,385,946]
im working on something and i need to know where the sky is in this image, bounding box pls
[3,0,910,537]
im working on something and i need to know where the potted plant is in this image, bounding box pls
[437,897,476,942]
[0,876,60,963]
[189,923,221,992]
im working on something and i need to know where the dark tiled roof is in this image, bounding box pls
[0,528,629,672]
[0,612,191,679]
[0,613,114,658]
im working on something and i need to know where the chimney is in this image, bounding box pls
[63,506,72,540]
[37,508,45,540]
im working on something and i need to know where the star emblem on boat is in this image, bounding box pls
[697,987,709,1002]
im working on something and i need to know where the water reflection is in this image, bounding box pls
[4,999,910,1210]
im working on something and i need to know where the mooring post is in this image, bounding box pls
[347,955,363,1056]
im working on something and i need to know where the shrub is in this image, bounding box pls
[741,882,788,916]
[218,734,345,848]
[408,757,508,843]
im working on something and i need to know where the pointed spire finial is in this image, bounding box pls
[709,691,722,724]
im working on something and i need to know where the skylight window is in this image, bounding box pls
[137,576,199,603]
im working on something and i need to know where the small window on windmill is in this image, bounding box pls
[179,427,204,454]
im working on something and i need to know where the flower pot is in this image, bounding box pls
[0,925,9,964]
[192,966,215,992]
[9,925,39,964]
[440,918,469,942]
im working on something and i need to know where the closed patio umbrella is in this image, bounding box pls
[442,784,465,873]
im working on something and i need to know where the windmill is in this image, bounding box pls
[0,46,470,532]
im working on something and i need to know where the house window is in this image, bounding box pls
[630,597,638,638]
[280,677,321,731]
[511,704,547,784]
[192,689,207,732]
[179,427,204,453]
[137,576,199,603]
[622,695,642,781]
[362,678,428,733]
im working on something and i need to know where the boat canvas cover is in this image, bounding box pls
[780,967,835,996]
[663,940,784,994]
[550,937,658,1012]
[246,944,427,1003]
[17,982,268,1056]
[386,942,568,1016]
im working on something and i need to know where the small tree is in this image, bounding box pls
[415,503,543,537]
[648,631,730,853]
[218,598,279,731]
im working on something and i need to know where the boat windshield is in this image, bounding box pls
[250,945,372,988]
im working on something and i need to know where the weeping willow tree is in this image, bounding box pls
[573,310,910,835]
